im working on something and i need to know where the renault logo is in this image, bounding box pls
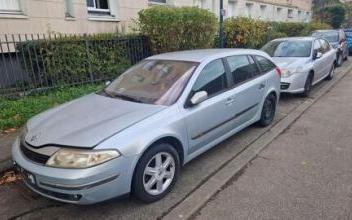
[30,134,39,142]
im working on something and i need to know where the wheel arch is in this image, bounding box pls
[130,135,185,192]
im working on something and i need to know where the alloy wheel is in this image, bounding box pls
[143,152,176,196]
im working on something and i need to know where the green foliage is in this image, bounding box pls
[224,17,270,48]
[0,84,102,131]
[224,17,331,49]
[270,22,306,37]
[300,22,332,35]
[16,34,149,88]
[322,5,346,28]
[137,6,218,53]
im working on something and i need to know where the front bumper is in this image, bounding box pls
[280,71,308,94]
[12,138,137,204]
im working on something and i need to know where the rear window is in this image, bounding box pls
[255,56,276,73]
[261,40,312,57]
[312,31,339,43]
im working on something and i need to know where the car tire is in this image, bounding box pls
[325,65,335,81]
[258,93,276,127]
[301,73,313,97]
[132,143,180,203]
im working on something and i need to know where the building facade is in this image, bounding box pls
[0,0,312,35]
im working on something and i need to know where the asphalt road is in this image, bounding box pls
[0,61,350,220]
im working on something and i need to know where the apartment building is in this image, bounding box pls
[0,0,312,35]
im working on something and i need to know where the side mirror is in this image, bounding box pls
[313,51,323,60]
[190,91,208,106]
[105,81,111,86]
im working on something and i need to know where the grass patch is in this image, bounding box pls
[0,84,102,132]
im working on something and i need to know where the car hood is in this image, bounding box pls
[25,93,166,148]
[272,57,310,71]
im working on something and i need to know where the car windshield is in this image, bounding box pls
[261,40,312,57]
[312,31,339,42]
[103,60,198,106]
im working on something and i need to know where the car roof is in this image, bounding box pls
[272,37,316,41]
[146,49,270,62]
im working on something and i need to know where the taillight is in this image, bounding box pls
[275,67,282,77]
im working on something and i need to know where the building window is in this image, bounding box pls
[149,0,167,4]
[0,0,21,13]
[86,0,110,15]
[194,0,207,9]
[65,0,74,18]
[228,0,237,17]
[287,9,293,18]
[298,10,302,18]
[245,2,253,17]
[277,7,282,15]
[260,5,266,18]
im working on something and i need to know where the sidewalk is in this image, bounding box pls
[194,71,352,218]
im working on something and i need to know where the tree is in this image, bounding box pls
[320,5,346,28]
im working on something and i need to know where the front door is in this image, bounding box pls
[183,59,236,154]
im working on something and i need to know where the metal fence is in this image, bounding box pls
[0,33,151,96]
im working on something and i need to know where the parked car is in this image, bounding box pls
[312,29,348,66]
[261,37,336,97]
[343,29,352,55]
[12,49,281,204]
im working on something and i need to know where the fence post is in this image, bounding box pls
[84,34,94,84]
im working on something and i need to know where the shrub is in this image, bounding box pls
[224,17,269,48]
[136,6,218,53]
[270,22,306,37]
[224,17,331,48]
[300,22,331,36]
[16,34,150,88]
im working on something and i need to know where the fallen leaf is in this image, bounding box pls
[0,171,22,185]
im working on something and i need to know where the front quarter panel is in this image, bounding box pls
[94,105,188,162]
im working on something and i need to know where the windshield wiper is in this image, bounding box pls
[112,93,143,103]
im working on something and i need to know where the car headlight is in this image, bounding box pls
[281,70,295,78]
[46,149,120,168]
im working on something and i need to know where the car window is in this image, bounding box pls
[104,60,198,106]
[261,40,312,57]
[319,39,330,53]
[313,40,323,53]
[312,31,339,43]
[340,31,346,41]
[226,55,258,85]
[255,56,276,73]
[192,59,227,97]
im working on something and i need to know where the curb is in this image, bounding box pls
[0,158,12,174]
[162,63,352,220]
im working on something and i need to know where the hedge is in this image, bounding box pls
[224,17,331,49]
[16,34,151,89]
[136,6,218,54]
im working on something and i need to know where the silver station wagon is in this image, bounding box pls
[12,49,281,204]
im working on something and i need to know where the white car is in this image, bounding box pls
[262,37,337,96]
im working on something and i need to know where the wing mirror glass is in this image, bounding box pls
[105,81,111,86]
[190,91,208,106]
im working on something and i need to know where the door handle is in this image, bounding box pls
[258,83,266,90]
[225,97,235,105]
